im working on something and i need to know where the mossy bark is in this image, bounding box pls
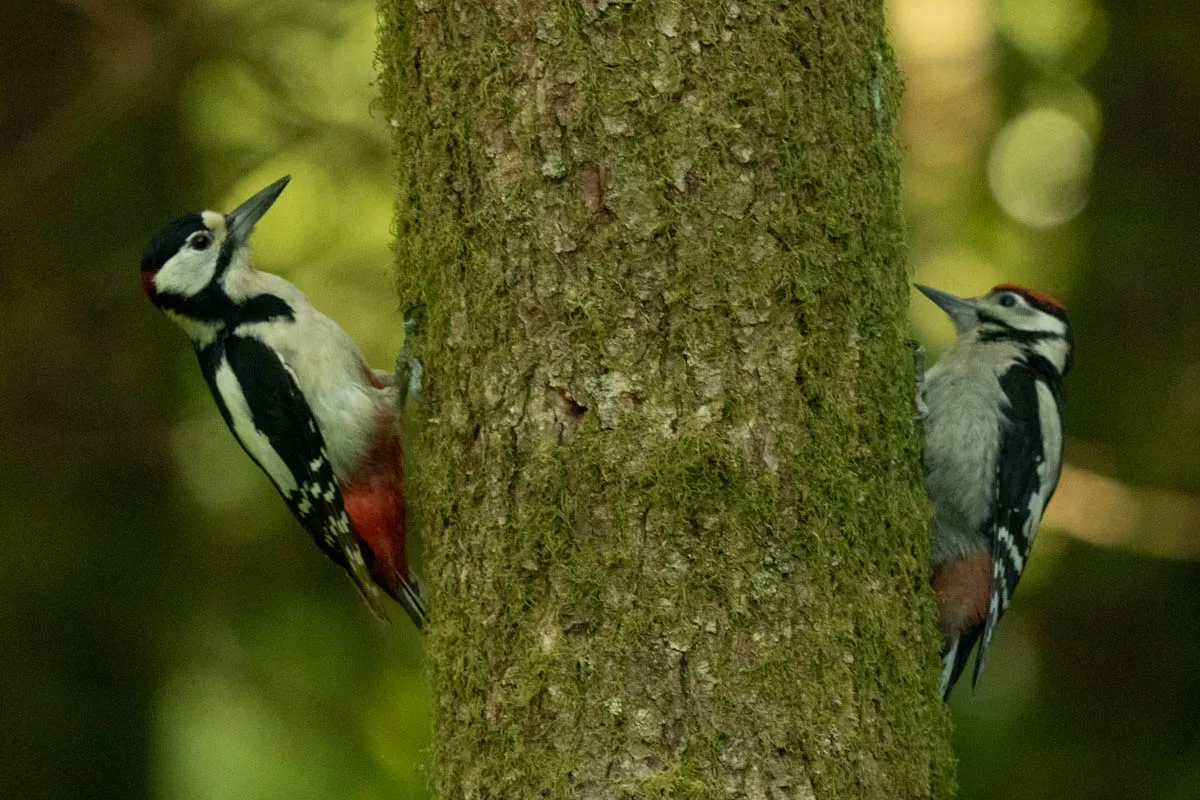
[378,1,954,796]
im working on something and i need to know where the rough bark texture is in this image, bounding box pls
[378,1,955,796]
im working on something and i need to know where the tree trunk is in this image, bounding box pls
[378,1,955,796]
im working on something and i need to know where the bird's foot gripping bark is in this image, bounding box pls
[395,304,426,413]
[910,339,929,422]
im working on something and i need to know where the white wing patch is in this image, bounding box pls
[979,377,1065,680]
[213,356,298,496]
[1035,381,1063,491]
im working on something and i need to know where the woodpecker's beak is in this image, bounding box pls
[915,284,978,332]
[226,175,290,246]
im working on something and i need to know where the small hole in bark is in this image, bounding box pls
[559,389,588,417]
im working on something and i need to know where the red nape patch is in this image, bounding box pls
[932,556,992,639]
[141,269,158,299]
[992,283,1067,313]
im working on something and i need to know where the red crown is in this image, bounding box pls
[991,283,1067,313]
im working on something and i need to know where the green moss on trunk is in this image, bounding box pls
[378,0,955,796]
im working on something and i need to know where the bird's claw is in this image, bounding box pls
[396,304,427,413]
[910,339,929,422]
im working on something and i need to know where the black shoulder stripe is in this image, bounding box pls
[238,294,297,323]
[998,363,1042,423]
[202,335,349,563]
[992,364,1044,599]
[142,213,206,272]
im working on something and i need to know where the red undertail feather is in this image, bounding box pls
[934,555,993,697]
[931,555,992,641]
[339,414,417,612]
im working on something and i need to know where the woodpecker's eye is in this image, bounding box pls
[189,232,213,251]
[999,293,1018,308]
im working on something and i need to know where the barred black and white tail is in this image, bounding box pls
[940,625,984,700]
[385,576,427,630]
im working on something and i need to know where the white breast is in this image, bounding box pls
[923,339,1021,562]
[233,275,395,481]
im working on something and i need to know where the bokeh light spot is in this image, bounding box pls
[890,0,992,63]
[988,108,1093,228]
[997,0,1096,61]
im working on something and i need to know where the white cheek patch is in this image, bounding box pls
[154,247,218,298]
[1023,311,1068,336]
[154,211,231,299]
[213,357,298,497]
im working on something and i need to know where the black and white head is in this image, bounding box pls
[916,283,1073,376]
[141,177,290,333]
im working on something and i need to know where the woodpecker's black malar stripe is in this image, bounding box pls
[977,324,1064,347]
[155,287,295,328]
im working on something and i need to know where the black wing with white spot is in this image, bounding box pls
[198,334,386,615]
[974,362,1057,687]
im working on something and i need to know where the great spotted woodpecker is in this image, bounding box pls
[916,283,1072,698]
[142,176,425,628]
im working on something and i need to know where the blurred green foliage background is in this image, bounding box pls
[0,0,1196,798]
[1,1,426,798]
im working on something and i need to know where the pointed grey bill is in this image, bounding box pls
[226,175,291,245]
[915,284,978,331]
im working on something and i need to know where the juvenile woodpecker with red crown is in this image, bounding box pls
[915,283,1072,698]
[142,176,425,628]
